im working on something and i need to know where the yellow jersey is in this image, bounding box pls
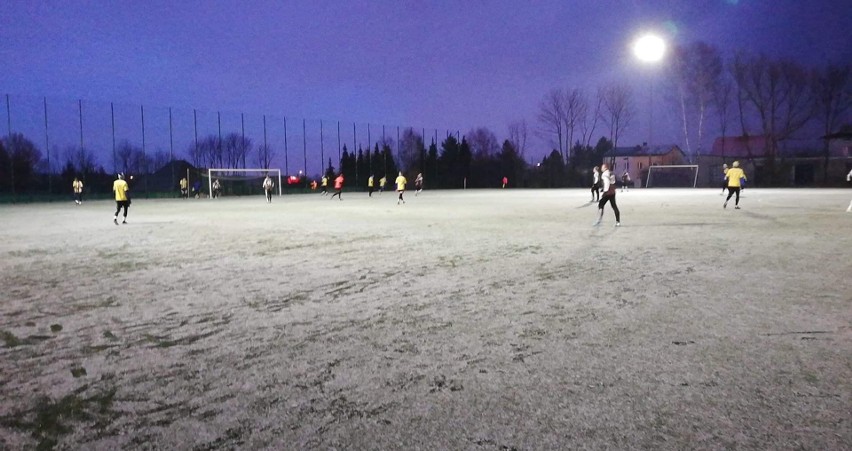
[395,175,407,191]
[72,180,83,193]
[379,177,386,187]
[368,176,374,187]
[179,178,188,189]
[113,179,129,201]
[726,167,746,187]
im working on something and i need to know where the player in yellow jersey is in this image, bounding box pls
[320,175,329,195]
[723,161,746,209]
[395,171,407,205]
[367,174,375,197]
[112,173,130,225]
[378,175,387,195]
[72,177,84,205]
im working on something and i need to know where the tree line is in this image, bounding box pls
[2,41,849,195]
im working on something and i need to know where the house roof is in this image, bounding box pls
[708,135,828,158]
[604,144,683,157]
[708,135,769,157]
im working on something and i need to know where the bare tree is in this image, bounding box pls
[712,76,735,159]
[600,84,634,164]
[115,141,143,174]
[668,42,724,162]
[579,91,602,148]
[537,88,567,159]
[222,133,253,169]
[255,143,276,169]
[562,88,585,159]
[732,53,815,182]
[466,127,500,160]
[507,120,528,158]
[812,64,852,179]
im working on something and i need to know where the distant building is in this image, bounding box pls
[698,131,852,187]
[603,144,686,188]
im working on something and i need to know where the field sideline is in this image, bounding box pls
[1,188,850,449]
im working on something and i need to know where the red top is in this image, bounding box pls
[334,175,344,189]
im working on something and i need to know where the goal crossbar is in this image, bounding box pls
[645,164,699,188]
[207,168,282,197]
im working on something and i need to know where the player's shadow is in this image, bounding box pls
[575,201,597,209]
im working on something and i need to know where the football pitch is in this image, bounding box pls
[1,188,850,449]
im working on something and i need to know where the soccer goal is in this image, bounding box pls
[206,169,282,198]
[645,165,699,188]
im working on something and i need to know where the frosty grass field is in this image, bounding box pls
[1,188,850,450]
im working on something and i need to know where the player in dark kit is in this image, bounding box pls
[594,164,620,227]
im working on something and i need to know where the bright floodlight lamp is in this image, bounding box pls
[633,34,666,63]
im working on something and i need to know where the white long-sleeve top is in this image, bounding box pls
[593,171,600,184]
[847,169,852,181]
[601,169,612,193]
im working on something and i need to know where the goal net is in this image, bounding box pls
[205,169,282,197]
[645,165,699,188]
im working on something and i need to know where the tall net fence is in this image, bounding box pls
[0,93,463,199]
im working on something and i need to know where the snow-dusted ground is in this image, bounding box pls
[1,188,850,450]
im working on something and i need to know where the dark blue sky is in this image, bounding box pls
[1,0,850,165]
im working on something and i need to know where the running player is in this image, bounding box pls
[846,168,852,212]
[179,177,188,199]
[414,173,424,196]
[113,173,130,225]
[72,177,83,205]
[594,164,620,227]
[367,174,375,197]
[621,170,631,192]
[395,171,407,204]
[502,176,508,188]
[262,175,274,203]
[723,161,746,209]
[330,173,344,200]
[320,175,329,195]
[212,179,222,198]
[590,166,600,202]
[378,175,387,195]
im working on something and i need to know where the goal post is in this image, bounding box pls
[206,168,282,197]
[645,165,699,188]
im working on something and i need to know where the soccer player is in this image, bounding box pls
[320,175,328,195]
[330,173,344,200]
[112,173,130,225]
[262,175,274,203]
[367,174,375,197]
[395,171,407,204]
[621,170,631,192]
[212,179,222,198]
[846,168,852,212]
[179,177,188,199]
[594,163,620,226]
[590,166,601,202]
[502,176,508,188]
[723,161,746,209]
[72,177,83,205]
[720,164,728,195]
[414,173,424,196]
[378,175,387,195]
